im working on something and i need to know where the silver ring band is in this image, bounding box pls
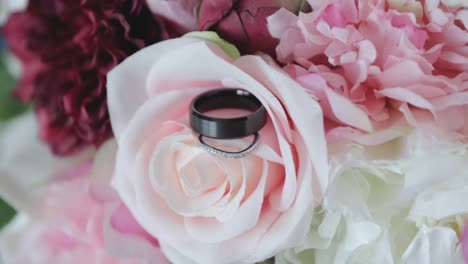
[198,133,260,159]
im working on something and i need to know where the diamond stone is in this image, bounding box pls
[199,134,260,159]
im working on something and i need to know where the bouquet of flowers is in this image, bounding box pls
[0,0,467,263]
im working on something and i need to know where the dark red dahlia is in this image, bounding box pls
[3,0,171,155]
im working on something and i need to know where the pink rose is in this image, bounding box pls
[146,0,307,56]
[268,0,468,144]
[107,34,328,263]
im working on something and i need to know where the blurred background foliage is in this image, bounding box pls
[0,37,28,122]
[0,35,28,229]
[0,199,15,230]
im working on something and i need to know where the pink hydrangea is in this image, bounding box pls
[268,0,468,144]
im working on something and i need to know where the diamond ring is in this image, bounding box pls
[198,133,260,159]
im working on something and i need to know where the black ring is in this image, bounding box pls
[190,88,267,139]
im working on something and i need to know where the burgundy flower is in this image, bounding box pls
[146,0,306,56]
[3,0,171,155]
[199,0,279,56]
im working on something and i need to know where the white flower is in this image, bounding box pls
[440,0,468,8]
[0,0,27,25]
[4,53,21,78]
[276,130,468,264]
[401,226,463,263]
[0,112,93,212]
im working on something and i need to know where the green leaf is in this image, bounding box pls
[0,198,16,230]
[185,31,241,59]
[0,52,29,122]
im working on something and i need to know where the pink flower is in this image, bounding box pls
[462,223,468,262]
[268,0,468,143]
[0,139,169,264]
[107,34,328,263]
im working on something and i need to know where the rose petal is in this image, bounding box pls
[149,133,229,217]
[145,42,236,97]
[107,37,200,138]
[234,56,329,198]
[184,158,268,243]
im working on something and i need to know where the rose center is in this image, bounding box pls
[178,153,226,197]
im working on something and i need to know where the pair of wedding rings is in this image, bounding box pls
[190,89,267,159]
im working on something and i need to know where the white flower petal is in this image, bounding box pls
[0,0,27,25]
[0,113,93,211]
[401,227,464,264]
